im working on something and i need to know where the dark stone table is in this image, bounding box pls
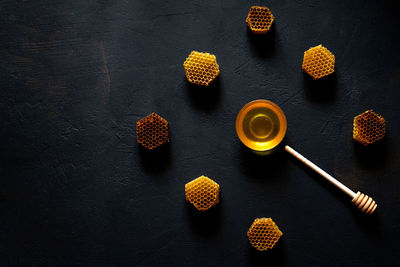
[1,0,399,265]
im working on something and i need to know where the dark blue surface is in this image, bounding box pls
[0,0,399,265]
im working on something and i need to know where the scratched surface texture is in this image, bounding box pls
[1,0,400,266]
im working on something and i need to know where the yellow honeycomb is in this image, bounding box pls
[247,218,283,251]
[183,51,220,86]
[185,176,219,211]
[302,44,335,80]
[353,110,386,146]
[246,6,274,34]
[136,113,169,150]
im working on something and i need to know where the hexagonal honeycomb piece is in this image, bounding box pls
[185,176,219,211]
[136,113,169,150]
[353,110,386,146]
[302,44,335,80]
[247,218,283,251]
[183,51,220,86]
[246,6,274,34]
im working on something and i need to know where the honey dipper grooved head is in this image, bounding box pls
[352,191,378,214]
[302,44,335,80]
[247,218,283,251]
[185,176,219,211]
[353,110,386,146]
[246,6,274,34]
[136,113,169,150]
[183,51,220,86]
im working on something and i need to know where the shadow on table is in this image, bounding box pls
[186,200,223,238]
[303,72,337,104]
[138,143,171,174]
[238,142,290,183]
[351,209,381,235]
[247,25,276,58]
[351,140,386,234]
[247,239,286,266]
[185,76,222,113]
[353,140,388,170]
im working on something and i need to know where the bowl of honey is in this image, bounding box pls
[236,100,287,152]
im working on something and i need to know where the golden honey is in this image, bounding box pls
[236,100,287,151]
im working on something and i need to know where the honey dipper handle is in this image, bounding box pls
[285,145,356,198]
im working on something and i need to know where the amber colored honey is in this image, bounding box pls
[236,100,287,151]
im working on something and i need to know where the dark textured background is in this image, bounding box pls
[1,0,399,266]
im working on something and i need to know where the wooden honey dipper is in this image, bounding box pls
[285,145,378,214]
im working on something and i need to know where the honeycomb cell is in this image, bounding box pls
[136,113,169,150]
[353,110,386,146]
[183,51,220,86]
[302,44,335,80]
[247,218,283,251]
[246,6,274,34]
[185,176,219,211]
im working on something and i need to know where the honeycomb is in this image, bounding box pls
[353,110,386,146]
[136,113,169,150]
[247,218,283,251]
[302,44,335,80]
[183,51,220,86]
[246,6,274,34]
[185,176,219,211]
